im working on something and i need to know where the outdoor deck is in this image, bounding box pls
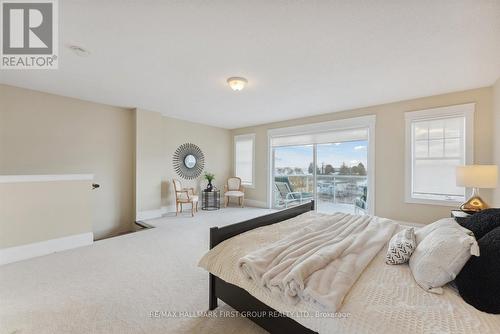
[274,174,368,215]
[317,200,359,214]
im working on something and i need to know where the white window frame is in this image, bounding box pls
[267,115,376,214]
[234,133,256,188]
[404,103,474,206]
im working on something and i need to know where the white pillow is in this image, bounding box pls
[386,228,416,265]
[409,219,479,294]
[414,218,461,244]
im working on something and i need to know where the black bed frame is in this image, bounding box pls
[208,201,317,334]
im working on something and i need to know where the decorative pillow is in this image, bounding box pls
[385,228,416,265]
[455,208,500,240]
[455,226,500,314]
[414,218,460,244]
[409,221,479,294]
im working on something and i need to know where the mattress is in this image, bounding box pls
[199,212,500,334]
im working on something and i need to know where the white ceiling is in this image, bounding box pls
[1,0,500,129]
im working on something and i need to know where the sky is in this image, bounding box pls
[274,140,368,171]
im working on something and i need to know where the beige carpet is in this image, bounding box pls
[0,207,275,334]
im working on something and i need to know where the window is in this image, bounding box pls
[268,115,376,214]
[234,134,255,187]
[405,104,474,205]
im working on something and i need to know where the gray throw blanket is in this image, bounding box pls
[238,212,397,311]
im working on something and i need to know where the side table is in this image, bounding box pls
[201,190,220,211]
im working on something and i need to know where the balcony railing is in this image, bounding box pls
[274,174,368,213]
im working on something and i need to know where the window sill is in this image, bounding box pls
[405,197,462,207]
[242,184,255,189]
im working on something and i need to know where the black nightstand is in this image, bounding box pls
[451,209,471,218]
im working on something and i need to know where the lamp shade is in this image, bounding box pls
[456,165,498,188]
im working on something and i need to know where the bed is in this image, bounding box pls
[199,201,500,334]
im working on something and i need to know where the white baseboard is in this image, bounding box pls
[138,200,268,219]
[0,232,94,265]
[136,209,162,221]
[162,205,175,214]
[136,207,168,221]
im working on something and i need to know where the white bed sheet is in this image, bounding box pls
[199,212,500,334]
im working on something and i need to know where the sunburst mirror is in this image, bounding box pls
[173,143,205,179]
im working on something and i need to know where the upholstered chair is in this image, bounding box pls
[173,179,198,216]
[224,177,245,207]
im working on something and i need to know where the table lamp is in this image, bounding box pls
[456,165,498,213]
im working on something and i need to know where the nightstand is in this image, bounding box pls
[451,209,471,218]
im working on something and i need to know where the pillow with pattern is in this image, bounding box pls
[386,228,416,265]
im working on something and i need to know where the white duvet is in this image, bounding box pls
[238,213,397,311]
[199,211,500,334]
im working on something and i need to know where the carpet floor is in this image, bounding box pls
[0,207,275,334]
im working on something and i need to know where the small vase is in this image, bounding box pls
[205,180,213,192]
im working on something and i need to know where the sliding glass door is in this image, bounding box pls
[316,141,368,214]
[270,119,373,215]
[273,145,314,209]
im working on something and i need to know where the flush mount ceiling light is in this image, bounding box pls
[68,44,90,57]
[227,77,248,91]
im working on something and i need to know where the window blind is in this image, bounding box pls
[411,116,466,201]
[235,136,254,185]
[270,128,368,147]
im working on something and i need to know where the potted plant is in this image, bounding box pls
[204,172,215,192]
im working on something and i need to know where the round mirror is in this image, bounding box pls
[173,143,205,179]
[184,154,196,169]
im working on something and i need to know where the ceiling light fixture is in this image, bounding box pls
[227,77,248,91]
[68,44,90,57]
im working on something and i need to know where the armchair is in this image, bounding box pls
[274,177,313,208]
[354,185,367,214]
[275,181,303,208]
[224,177,245,207]
[173,179,198,217]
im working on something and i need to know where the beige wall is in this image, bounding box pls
[0,85,135,239]
[232,87,494,224]
[135,109,164,213]
[493,77,500,207]
[135,109,232,215]
[0,180,92,248]
[1,83,496,236]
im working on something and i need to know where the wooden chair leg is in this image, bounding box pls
[225,196,228,208]
[176,202,179,216]
[180,203,183,212]
[238,197,241,207]
[241,196,244,208]
[192,202,195,217]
